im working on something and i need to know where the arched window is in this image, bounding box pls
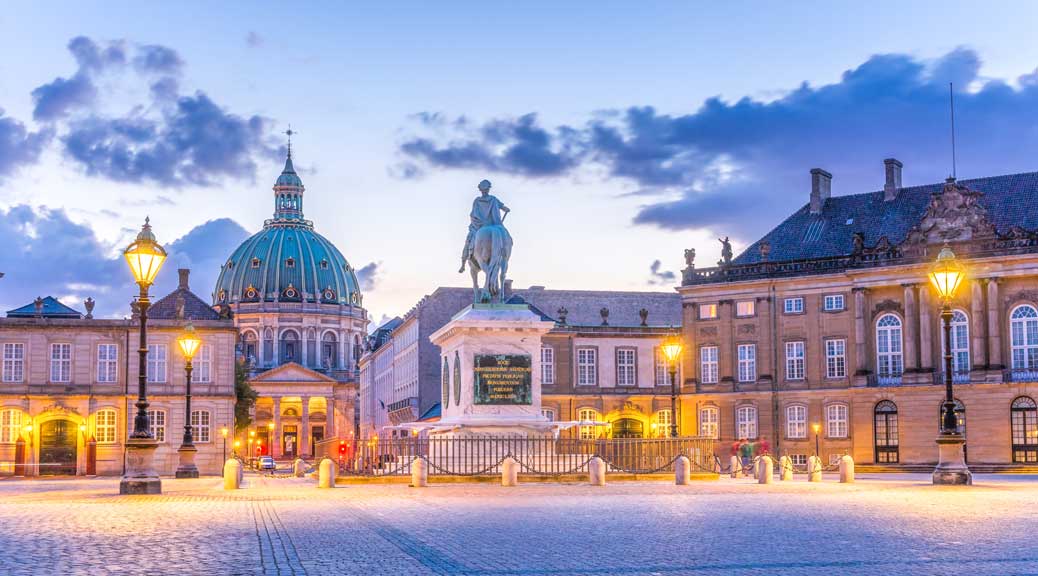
[578,408,600,440]
[938,399,966,435]
[876,314,903,385]
[1011,396,1038,463]
[321,332,338,369]
[699,406,719,439]
[655,410,672,437]
[280,330,299,364]
[786,404,806,439]
[1010,305,1038,378]
[0,408,23,443]
[242,331,258,365]
[874,401,898,463]
[95,409,117,444]
[735,405,757,439]
[945,310,971,378]
[441,357,450,408]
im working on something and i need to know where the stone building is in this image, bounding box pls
[212,146,366,458]
[358,286,682,439]
[677,161,1038,468]
[0,270,236,476]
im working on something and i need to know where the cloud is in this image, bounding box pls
[647,259,676,285]
[133,44,183,75]
[0,112,51,181]
[31,37,126,121]
[246,31,264,48]
[356,262,381,292]
[161,217,250,301]
[398,48,1038,240]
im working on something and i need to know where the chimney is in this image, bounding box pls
[884,158,902,201]
[178,268,190,291]
[809,168,832,214]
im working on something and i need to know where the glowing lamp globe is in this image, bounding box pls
[177,324,202,361]
[661,334,684,363]
[929,245,965,301]
[123,218,167,288]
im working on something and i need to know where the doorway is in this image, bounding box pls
[39,420,77,476]
[612,418,644,439]
[311,425,324,456]
[283,425,298,458]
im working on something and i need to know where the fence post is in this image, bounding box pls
[502,456,519,487]
[318,458,336,488]
[589,456,606,486]
[839,455,855,483]
[779,456,792,481]
[757,455,773,484]
[675,455,691,485]
[411,456,428,488]
[729,455,741,479]
[807,455,822,482]
[223,458,241,490]
[293,458,306,477]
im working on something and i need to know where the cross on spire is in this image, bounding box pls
[285,125,297,159]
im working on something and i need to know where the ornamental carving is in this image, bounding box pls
[1008,290,1038,307]
[904,179,996,245]
[737,324,756,335]
[699,327,718,337]
[38,403,80,416]
[871,299,903,320]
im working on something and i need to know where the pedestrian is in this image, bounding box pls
[758,437,771,456]
[739,438,752,476]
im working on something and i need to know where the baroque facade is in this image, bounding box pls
[676,160,1038,468]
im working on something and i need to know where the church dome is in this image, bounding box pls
[213,151,362,307]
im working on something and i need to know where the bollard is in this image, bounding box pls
[758,455,774,484]
[410,457,428,488]
[293,458,306,478]
[238,459,244,485]
[675,456,691,485]
[779,456,792,481]
[589,456,606,486]
[729,455,741,479]
[753,457,761,479]
[501,456,519,487]
[839,455,855,483]
[318,458,335,488]
[808,455,822,482]
[223,458,241,490]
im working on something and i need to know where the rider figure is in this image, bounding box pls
[459,179,510,273]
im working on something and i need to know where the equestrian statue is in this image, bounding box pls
[459,179,513,303]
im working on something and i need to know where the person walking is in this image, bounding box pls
[739,438,753,477]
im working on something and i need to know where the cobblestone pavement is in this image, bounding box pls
[1,473,1037,575]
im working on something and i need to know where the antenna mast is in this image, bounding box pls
[949,83,957,180]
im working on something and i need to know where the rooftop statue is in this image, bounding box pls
[459,179,513,303]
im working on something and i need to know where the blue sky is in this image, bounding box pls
[3,1,1038,324]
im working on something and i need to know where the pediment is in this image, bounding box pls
[905,179,996,246]
[249,362,337,383]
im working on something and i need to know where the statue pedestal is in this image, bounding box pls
[120,438,162,494]
[175,444,199,478]
[429,304,556,438]
[932,433,972,485]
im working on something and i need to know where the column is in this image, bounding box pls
[918,285,933,371]
[326,397,337,438]
[272,397,282,459]
[300,396,310,457]
[970,280,987,370]
[853,288,868,375]
[987,279,1003,369]
[902,284,918,372]
[720,300,734,385]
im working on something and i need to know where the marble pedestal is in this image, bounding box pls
[120,439,162,494]
[932,433,972,485]
[175,445,199,478]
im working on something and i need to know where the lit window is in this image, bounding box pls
[3,343,24,383]
[0,409,22,443]
[578,408,599,440]
[699,406,719,439]
[191,344,212,383]
[541,346,555,385]
[784,298,804,314]
[736,405,758,439]
[147,344,167,383]
[655,410,672,437]
[616,348,636,386]
[699,304,718,320]
[876,314,904,381]
[97,344,118,383]
[736,301,755,317]
[823,294,845,311]
[786,405,806,438]
[1011,396,1038,463]
[825,339,846,378]
[826,404,848,438]
[1010,305,1038,375]
[654,347,680,386]
[95,409,117,444]
[785,341,805,380]
[576,348,597,386]
[700,346,719,384]
[737,344,756,383]
[191,410,211,443]
[147,409,166,442]
[50,343,72,383]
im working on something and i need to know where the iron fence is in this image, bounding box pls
[334,436,714,477]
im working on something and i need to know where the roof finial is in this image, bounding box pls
[285,125,295,160]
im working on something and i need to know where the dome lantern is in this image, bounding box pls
[272,127,305,222]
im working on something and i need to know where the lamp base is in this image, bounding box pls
[120,439,162,494]
[175,444,199,479]
[932,433,972,486]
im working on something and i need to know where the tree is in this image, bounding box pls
[234,359,258,432]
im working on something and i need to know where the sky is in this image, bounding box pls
[3,1,1038,326]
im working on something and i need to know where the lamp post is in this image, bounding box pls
[929,245,973,485]
[812,423,821,457]
[120,218,167,495]
[268,421,276,459]
[175,324,201,478]
[221,427,229,462]
[661,333,684,438]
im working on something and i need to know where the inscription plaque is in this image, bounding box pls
[473,354,532,405]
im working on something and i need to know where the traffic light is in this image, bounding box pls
[338,440,347,456]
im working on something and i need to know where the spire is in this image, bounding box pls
[272,127,305,222]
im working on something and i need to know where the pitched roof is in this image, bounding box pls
[150,271,222,321]
[6,296,82,318]
[735,171,1038,265]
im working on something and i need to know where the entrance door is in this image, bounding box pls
[612,418,644,439]
[39,420,77,476]
[874,401,899,464]
[283,425,298,458]
[311,425,324,456]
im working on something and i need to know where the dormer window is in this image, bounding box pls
[244,286,258,299]
[284,284,298,299]
[286,257,295,268]
[251,258,261,269]
[226,260,234,270]
[323,288,335,301]
[320,259,329,270]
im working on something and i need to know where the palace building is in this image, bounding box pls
[677,160,1038,469]
[213,146,366,459]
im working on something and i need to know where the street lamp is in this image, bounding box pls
[120,218,167,495]
[812,423,821,457]
[221,427,229,462]
[175,324,202,478]
[661,333,684,438]
[268,421,276,459]
[928,245,972,485]
[233,439,241,459]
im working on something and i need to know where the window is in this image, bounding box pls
[700,346,719,384]
[147,344,167,383]
[148,409,166,442]
[737,344,756,383]
[944,310,970,376]
[786,405,806,439]
[655,410,672,437]
[541,408,555,422]
[3,343,24,383]
[876,314,904,382]
[736,301,755,317]
[699,406,718,439]
[1011,396,1038,463]
[784,297,804,314]
[95,409,117,444]
[251,257,261,269]
[191,410,211,443]
[826,404,848,438]
[1010,305,1038,375]
[578,408,599,440]
[825,339,846,379]
[320,259,329,270]
[96,344,118,383]
[698,304,718,320]
[616,348,636,386]
[736,405,758,439]
[576,348,597,386]
[0,409,22,443]
[191,344,212,383]
[654,348,671,386]
[785,341,805,380]
[823,294,845,311]
[789,454,807,468]
[874,401,899,463]
[50,343,72,382]
[285,257,295,268]
[541,346,555,385]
